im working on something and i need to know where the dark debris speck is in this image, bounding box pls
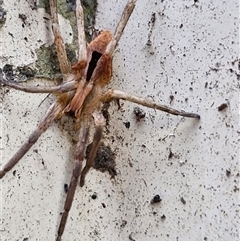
[64,183,69,193]
[151,194,162,204]
[86,142,117,179]
[180,197,186,205]
[91,193,97,199]
[218,103,228,111]
[226,169,231,177]
[133,106,146,120]
[120,219,127,228]
[161,214,166,220]
[168,149,174,159]
[123,121,130,129]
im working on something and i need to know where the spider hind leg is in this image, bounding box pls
[0,102,62,179]
[57,119,90,241]
[80,111,105,187]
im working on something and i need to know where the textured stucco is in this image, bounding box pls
[0,1,239,241]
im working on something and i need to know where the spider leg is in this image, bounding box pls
[80,111,105,187]
[56,118,90,241]
[76,0,87,63]
[49,0,71,75]
[0,101,62,178]
[102,89,200,119]
[106,0,137,56]
[0,76,77,94]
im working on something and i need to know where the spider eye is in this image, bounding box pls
[86,51,102,81]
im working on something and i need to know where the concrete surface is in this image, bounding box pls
[0,0,239,241]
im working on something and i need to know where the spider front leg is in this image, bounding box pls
[49,0,71,75]
[102,89,200,119]
[102,0,199,119]
[0,101,62,178]
[106,0,137,56]
[75,0,87,64]
[56,118,90,241]
[0,75,77,94]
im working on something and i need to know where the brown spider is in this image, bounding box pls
[0,0,200,240]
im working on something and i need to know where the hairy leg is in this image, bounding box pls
[102,89,200,119]
[106,0,137,56]
[56,118,90,241]
[80,111,105,187]
[49,0,71,75]
[0,101,62,178]
[76,0,87,63]
[0,76,77,94]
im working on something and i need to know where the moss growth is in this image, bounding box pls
[38,0,97,42]
[81,0,98,42]
[1,64,37,81]
[35,0,98,78]
[0,0,6,28]
[3,1,98,80]
[35,43,77,77]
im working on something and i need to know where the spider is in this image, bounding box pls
[0,0,200,240]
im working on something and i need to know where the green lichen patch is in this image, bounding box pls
[35,43,77,77]
[1,64,37,82]
[3,1,98,81]
[0,0,6,28]
[35,0,98,78]
[81,0,98,42]
[39,0,97,42]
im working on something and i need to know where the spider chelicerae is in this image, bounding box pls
[0,0,200,240]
